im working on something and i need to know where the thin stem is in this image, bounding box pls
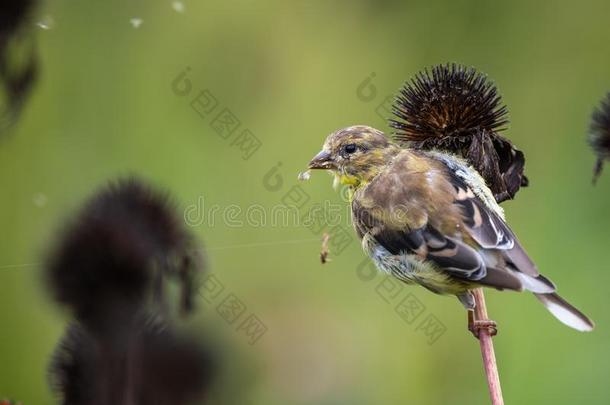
[472,288,504,405]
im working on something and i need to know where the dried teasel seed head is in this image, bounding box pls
[49,319,216,405]
[390,63,527,202]
[588,92,610,184]
[390,63,508,141]
[46,178,204,331]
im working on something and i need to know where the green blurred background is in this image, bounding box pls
[1,0,610,403]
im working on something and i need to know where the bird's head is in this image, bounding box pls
[308,125,399,187]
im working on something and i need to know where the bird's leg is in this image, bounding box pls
[468,309,498,339]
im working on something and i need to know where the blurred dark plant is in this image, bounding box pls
[46,178,214,404]
[0,0,38,134]
[390,63,528,203]
[588,92,610,184]
[47,179,203,332]
[50,320,216,405]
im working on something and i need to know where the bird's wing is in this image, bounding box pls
[446,172,539,277]
[376,224,487,280]
[447,171,557,292]
[352,155,553,292]
[351,163,487,283]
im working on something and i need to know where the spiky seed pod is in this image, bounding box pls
[588,92,610,184]
[0,0,38,134]
[390,63,508,140]
[48,324,97,405]
[0,0,35,38]
[46,178,203,332]
[389,63,528,203]
[90,179,205,315]
[49,320,216,405]
[46,203,153,333]
[84,179,190,257]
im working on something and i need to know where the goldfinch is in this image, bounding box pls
[307,125,594,332]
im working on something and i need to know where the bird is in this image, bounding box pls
[306,125,594,332]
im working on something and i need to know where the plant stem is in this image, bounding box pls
[472,288,504,405]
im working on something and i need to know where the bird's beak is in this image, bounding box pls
[308,150,334,170]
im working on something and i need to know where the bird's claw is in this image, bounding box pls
[468,319,497,339]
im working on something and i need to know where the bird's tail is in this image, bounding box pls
[534,293,595,332]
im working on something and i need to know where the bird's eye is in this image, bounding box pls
[343,144,358,154]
